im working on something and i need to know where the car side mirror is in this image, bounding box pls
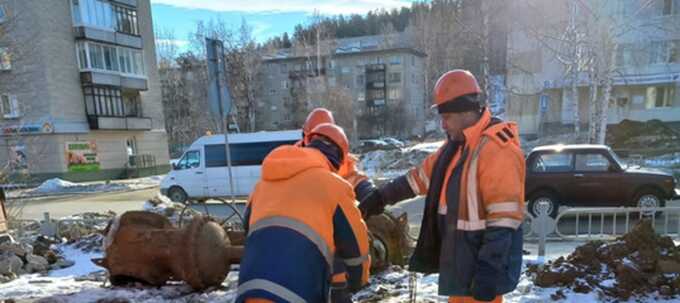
[608,165,619,172]
[172,163,178,170]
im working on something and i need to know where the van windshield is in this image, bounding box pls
[205,140,297,167]
[177,150,200,169]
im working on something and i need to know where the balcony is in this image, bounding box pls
[87,116,151,130]
[81,71,148,91]
[112,0,138,7]
[288,68,326,79]
[74,26,142,49]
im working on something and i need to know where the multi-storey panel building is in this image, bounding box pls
[0,0,169,182]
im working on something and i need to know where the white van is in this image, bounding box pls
[160,130,301,203]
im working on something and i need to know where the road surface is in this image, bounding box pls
[14,188,159,220]
[11,188,680,241]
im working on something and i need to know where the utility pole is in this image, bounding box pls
[206,38,236,204]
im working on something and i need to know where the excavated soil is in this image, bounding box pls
[529,220,680,301]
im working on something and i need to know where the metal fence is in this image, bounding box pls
[554,207,680,239]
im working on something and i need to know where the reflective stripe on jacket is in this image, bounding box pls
[237,146,370,303]
[401,109,525,296]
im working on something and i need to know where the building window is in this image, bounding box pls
[330,60,336,69]
[118,47,145,75]
[0,94,20,118]
[411,55,415,66]
[670,40,680,63]
[388,88,401,100]
[114,5,139,36]
[71,0,116,30]
[76,41,145,76]
[341,66,351,74]
[388,72,402,83]
[389,55,401,65]
[329,77,336,87]
[123,94,141,117]
[646,86,674,108]
[280,64,287,73]
[649,41,667,64]
[356,74,364,86]
[663,0,680,15]
[0,47,10,71]
[282,80,288,89]
[358,92,365,102]
[83,86,124,117]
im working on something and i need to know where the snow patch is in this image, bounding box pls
[27,175,164,196]
[48,245,103,278]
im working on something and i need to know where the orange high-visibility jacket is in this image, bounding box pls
[381,109,525,297]
[237,146,370,303]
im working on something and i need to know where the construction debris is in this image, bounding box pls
[0,236,76,283]
[365,212,412,271]
[607,119,680,150]
[96,211,242,290]
[528,220,680,301]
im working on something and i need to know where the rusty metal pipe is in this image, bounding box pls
[96,211,242,290]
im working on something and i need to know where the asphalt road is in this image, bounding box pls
[11,188,680,240]
[13,188,158,220]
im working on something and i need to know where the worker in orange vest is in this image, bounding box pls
[238,123,370,303]
[359,70,525,303]
[296,108,377,302]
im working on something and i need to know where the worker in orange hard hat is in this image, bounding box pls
[297,108,376,302]
[297,107,336,147]
[238,123,370,303]
[359,70,525,303]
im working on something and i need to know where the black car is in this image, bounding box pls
[525,144,678,217]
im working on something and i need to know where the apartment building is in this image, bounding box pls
[0,0,169,182]
[260,34,427,139]
[506,0,680,138]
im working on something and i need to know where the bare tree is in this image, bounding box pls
[514,0,679,144]
[0,1,53,219]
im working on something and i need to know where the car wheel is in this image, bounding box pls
[635,190,665,217]
[529,191,559,218]
[168,186,188,204]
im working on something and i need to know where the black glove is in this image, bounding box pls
[358,189,385,219]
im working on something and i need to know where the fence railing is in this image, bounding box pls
[554,206,680,239]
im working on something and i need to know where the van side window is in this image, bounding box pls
[205,140,296,167]
[177,150,200,169]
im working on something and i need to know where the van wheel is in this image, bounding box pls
[635,189,665,217]
[528,191,559,218]
[168,186,188,204]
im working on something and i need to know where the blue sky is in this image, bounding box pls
[150,0,416,51]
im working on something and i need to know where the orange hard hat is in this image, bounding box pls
[432,70,481,111]
[308,123,349,159]
[303,108,335,135]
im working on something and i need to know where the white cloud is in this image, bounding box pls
[150,0,412,15]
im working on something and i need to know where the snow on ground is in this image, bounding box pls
[11,175,165,197]
[642,152,680,169]
[359,140,443,179]
[404,140,444,154]
[1,238,679,302]
[48,245,102,278]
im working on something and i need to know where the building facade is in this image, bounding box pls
[506,0,680,138]
[260,34,427,139]
[0,0,169,182]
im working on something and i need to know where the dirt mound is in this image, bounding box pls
[607,119,680,150]
[529,220,680,301]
